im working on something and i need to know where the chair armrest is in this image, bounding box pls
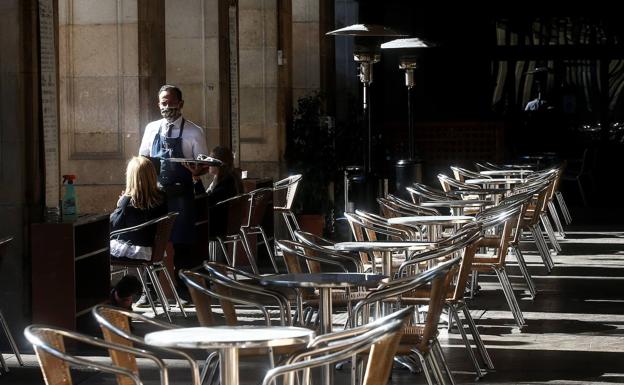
[110,212,177,239]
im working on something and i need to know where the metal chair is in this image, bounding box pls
[110,212,186,322]
[399,226,494,377]
[24,324,172,385]
[215,188,279,274]
[0,236,24,373]
[179,267,291,328]
[92,305,206,385]
[240,187,279,273]
[273,174,303,240]
[351,256,462,385]
[178,268,299,371]
[472,201,528,328]
[262,307,411,385]
[406,183,455,204]
[276,240,367,327]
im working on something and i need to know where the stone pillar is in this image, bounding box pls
[292,0,320,102]
[0,0,44,346]
[237,0,280,179]
[58,0,140,213]
[164,0,221,149]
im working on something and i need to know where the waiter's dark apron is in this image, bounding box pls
[150,119,195,244]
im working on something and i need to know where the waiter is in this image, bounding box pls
[139,84,209,277]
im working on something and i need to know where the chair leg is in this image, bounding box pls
[239,229,261,274]
[494,267,526,328]
[511,245,537,299]
[447,304,485,377]
[259,228,279,273]
[156,262,188,317]
[216,237,234,267]
[0,349,7,372]
[427,351,448,385]
[433,339,457,385]
[136,267,159,316]
[529,225,553,273]
[459,302,495,371]
[540,213,561,253]
[412,351,435,385]
[547,201,566,238]
[200,351,219,385]
[555,191,572,224]
[0,309,23,367]
[146,267,172,322]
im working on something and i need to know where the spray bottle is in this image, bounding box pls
[62,174,78,219]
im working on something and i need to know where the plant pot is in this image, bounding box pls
[297,214,325,236]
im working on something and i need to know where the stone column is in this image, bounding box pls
[0,0,44,346]
[58,0,140,213]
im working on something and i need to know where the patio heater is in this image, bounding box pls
[326,24,408,175]
[326,24,407,213]
[381,38,432,196]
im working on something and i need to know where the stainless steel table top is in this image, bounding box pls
[334,241,436,252]
[260,272,387,289]
[387,215,475,225]
[145,326,314,350]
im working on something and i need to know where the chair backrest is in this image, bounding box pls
[396,225,481,300]
[179,268,285,326]
[273,174,302,210]
[406,183,454,203]
[261,311,408,385]
[151,212,178,262]
[378,196,439,217]
[92,305,200,385]
[294,230,335,247]
[24,325,168,385]
[437,173,477,192]
[110,212,178,263]
[450,166,484,182]
[353,256,461,353]
[244,187,274,228]
[203,262,291,325]
[276,240,351,274]
[344,211,410,242]
[211,192,249,237]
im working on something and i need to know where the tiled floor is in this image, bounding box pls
[2,223,624,384]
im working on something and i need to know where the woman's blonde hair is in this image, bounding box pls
[125,156,163,209]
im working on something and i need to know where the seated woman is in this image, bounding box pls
[110,156,168,260]
[194,146,244,238]
[205,146,244,204]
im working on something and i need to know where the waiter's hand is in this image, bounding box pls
[183,162,210,176]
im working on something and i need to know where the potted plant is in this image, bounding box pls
[284,93,335,235]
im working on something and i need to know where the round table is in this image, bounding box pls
[145,326,314,385]
[420,199,493,215]
[387,215,475,241]
[260,273,385,385]
[333,241,436,276]
[260,273,386,334]
[464,177,525,190]
[480,169,533,177]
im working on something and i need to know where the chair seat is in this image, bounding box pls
[111,256,158,267]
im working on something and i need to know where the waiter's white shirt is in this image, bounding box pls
[139,116,209,159]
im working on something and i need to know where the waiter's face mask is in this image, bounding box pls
[160,105,181,122]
